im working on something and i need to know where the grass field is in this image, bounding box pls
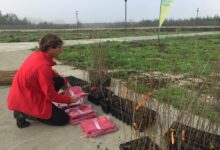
[58,34,220,123]
[0,30,197,42]
[59,34,220,76]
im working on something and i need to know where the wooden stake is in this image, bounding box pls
[135,92,152,110]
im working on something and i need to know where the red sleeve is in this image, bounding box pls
[52,70,60,77]
[36,65,71,104]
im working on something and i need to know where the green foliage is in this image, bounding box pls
[191,98,220,123]
[127,80,151,95]
[8,34,21,42]
[58,34,220,123]
[109,71,130,79]
[153,86,189,109]
[0,30,203,43]
[59,35,220,122]
[58,35,220,77]
[0,11,30,25]
[58,45,92,69]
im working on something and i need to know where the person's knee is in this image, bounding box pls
[57,114,69,126]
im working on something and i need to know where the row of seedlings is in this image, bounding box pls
[164,122,220,150]
[87,71,111,105]
[66,76,157,132]
[101,94,157,132]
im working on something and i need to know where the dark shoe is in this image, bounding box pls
[14,111,30,128]
[16,118,30,128]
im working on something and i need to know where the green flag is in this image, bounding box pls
[159,0,175,27]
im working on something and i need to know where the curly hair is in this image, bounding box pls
[39,33,63,52]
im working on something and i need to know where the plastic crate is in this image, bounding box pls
[109,95,157,132]
[164,122,220,150]
[119,136,161,150]
[65,76,88,87]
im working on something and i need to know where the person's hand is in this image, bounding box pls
[62,82,72,90]
[66,82,72,88]
[69,95,81,103]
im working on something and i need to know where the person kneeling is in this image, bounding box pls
[7,34,79,128]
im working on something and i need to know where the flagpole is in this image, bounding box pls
[158,0,163,42]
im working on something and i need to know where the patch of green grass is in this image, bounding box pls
[153,86,189,109]
[0,30,200,42]
[116,79,220,123]
[191,98,220,123]
[154,85,220,123]
[58,45,92,69]
[58,35,220,123]
[8,35,21,42]
[59,35,220,77]
[108,71,130,79]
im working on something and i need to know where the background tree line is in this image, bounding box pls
[0,11,219,29]
[0,11,30,25]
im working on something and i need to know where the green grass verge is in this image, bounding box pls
[58,34,220,123]
[0,30,197,42]
[59,34,220,77]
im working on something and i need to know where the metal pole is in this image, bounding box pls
[125,0,127,36]
[75,11,78,33]
[196,8,199,28]
[195,8,199,33]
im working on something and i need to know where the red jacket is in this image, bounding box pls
[7,51,71,119]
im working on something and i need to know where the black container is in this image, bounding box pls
[119,136,161,150]
[164,122,220,150]
[87,94,102,105]
[110,106,117,117]
[109,105,118,118]
[100,99,110,114]
[134,107,157,132]
[109,95,132,113]
[109,95,157,132]
[121,111,133,125]
[88,88,113,105]
[65,76,88,87]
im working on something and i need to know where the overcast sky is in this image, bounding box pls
[0,0,220,24]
